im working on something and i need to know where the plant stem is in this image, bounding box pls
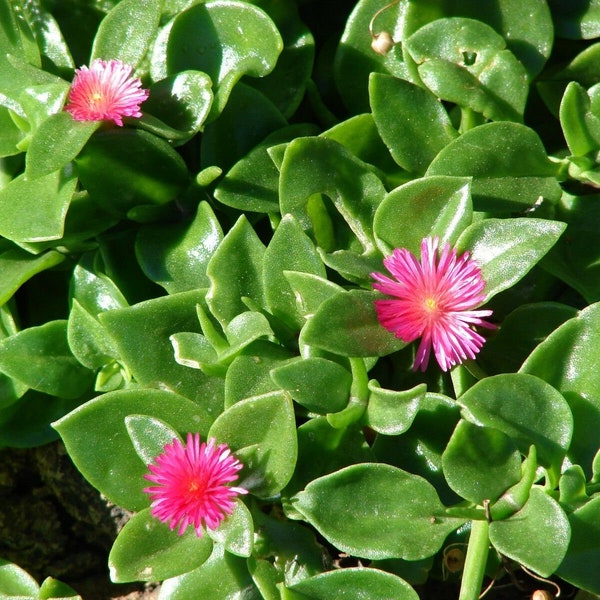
[458,519,490,600]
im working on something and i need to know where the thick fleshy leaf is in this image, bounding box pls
[91,0,161,67]
[442,420,522,504]
[459,373,573,471]
[289,567,419,600]
[293,463,464,560]
[457,217,566,301]
[108,507,213,583]
[369,73,457,174]
[206,498,254,557]
[552,1,600,39]
[0,247,65,306]
[557,495,600,593]
[373,176,472,256]
[263,214,326,330]
[125,414,181,465]
[521,302,600,474]
[489,487,570,577]
[404,18,528,122]
[426,122,562,212]
[159,543,259,600]
[25,113,99,179]
[165,0,283,119]
[206,216,266,327]
[0,320,93,399]
[208,391,297,498]
[302,289,406,357]
[560,82,600,156]
[366,382,426,436]
[270,357,352,414]
[0,168,77,243]
[53,388,213,510]
[75,129,189,215]
[283,271,344,321]
[136,201,223,293]
[99,290,223,409]
[0,559,39,597]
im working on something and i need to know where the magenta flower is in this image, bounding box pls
[371,237,495,372]
[64,58,149,126]
[143,433,248,537]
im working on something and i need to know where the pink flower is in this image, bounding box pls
[144,433,248,537]
[64,59,149,126]
[371,237,495,372]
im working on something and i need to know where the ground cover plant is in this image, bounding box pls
[1,0,600,598]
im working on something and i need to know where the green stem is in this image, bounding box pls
[458,519,490,600]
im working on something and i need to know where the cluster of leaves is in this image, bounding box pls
[1,0,600,598]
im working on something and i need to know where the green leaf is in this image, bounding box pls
[302,289,406,357]
[38,576,80,600]
[264,214,326,330]
[489,487,570,577]
[369,73,457,173]
[289,567,419,600]
[459,373,573,472]
[53,388,213,510]
[521,302,600,474]
[165,0,283,119]
[75,129,189,216]
[270,357,352,414]
[293,463,464,560]
[125,414,181,465]
[136,201,223,293]
[141,70,213,143]
[366,381,425,435]
[404,17,528,122]
[209,391,297,498]
[0,558,39,597]
[0,247,64,306]
[206,498,254,557]
[559,465,589,511]
[457,217,566,301]
[25,113,99,179]
[283,271,344,320]
[0,168,77,243]
[373,176,472,256]
[556,495,600,593]
[109,507,213,583]
[442,420,522,504]
[159,543,260,600]
[551,0,600,39]
[102,293,224,409]
[560,81,600,156]
[0,320,92,399]
[426,122,561,212]
[206,216,266,327]
[91,0,161,67]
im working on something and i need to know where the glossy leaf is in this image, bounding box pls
[125,414,181,465]
[373,176,472,256]
[302,289,406,357]
[0,320,92,399]
[366,381,425,435]
[442,420,522,504]
[404,17,528,122]
[289,567,419,600]
[206,216,266,327]
[489,487,570,577]
[459,373,573,471]
[263,214,326,330]
[457,217,566,301]
[25,112,99,179]
[0,558,39,597]
[560,81,600,156]
[53,388,213,510]
[0,168,77,243]
[521,302,600,474]
[293,463,464,560]
[556,495,600,593]
[552,0,600,39]
[206,498,254,557]
[91,0,161,67]
[427,122,562,212]
[369,73,457,174]
[108,507,213,583]
[165,0,283,119]
[270,357,352,414]
[136,201,223,293]
[209,391,297,498]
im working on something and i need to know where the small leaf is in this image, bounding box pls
[207,498,254,557]
[0,558,39,597]
[125,414,181,465]
[366,381,425,435]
